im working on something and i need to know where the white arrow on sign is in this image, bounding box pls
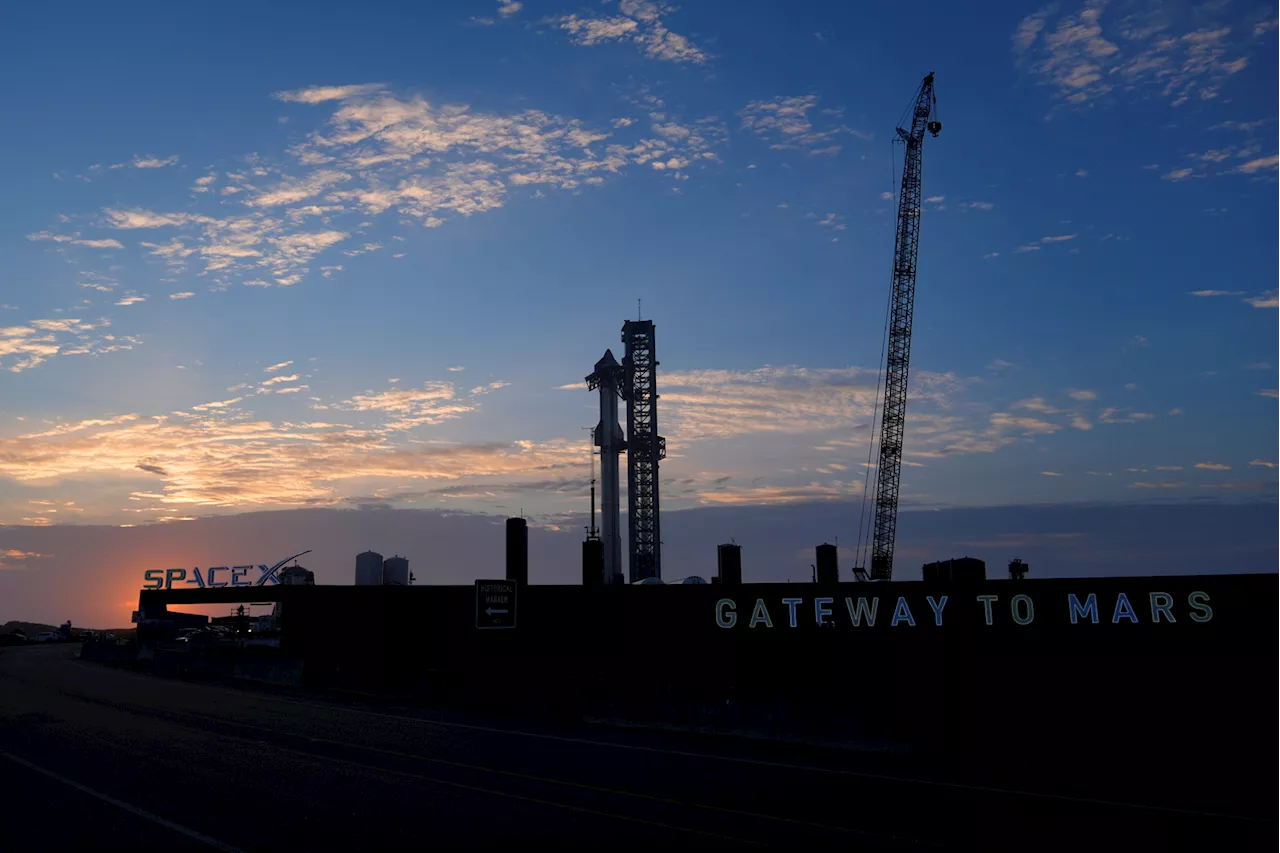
[486,607,509,616]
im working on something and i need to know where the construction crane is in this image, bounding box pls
[856,72,941,582]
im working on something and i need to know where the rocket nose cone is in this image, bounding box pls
[595,349,619,369]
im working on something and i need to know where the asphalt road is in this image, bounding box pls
[1,645,1271,851]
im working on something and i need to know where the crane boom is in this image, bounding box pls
[869,73,941,581]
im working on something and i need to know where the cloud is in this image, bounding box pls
[1249,459,1276,469]
[273,84,385,104]
[1257,389,1278,398]
[0,549,51,571]
[1194,462,1231,470]
[447,366,465,372]
[557,1,707,64]
[1040,234,1077,243]
[967,201,995,210]
[1041,471,1063,476]
[169,292,195,300]
[1163,167,1195,181]
[1070,414,1092,431]
[265,361,293,373]
[1237,154,1278,174]
[113,295,147,306]
[498,0,521,17]
[132,154,179,169]
[1014,397,1060,413]
[39,84,725,292]
[1189,289,1245,297]
[102,208,210,229]
[0,318,139,373]
[695,483,857,506]
[26,231,124,250]
[0,401,589,520]
[1067,389,1096,400]
[1243,291,1277,308]
[1013,2,1257,108]
[739,95,865,154]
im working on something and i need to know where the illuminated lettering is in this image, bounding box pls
[749,599,773,629]
[1011,594,1034,625]
[890,597,916,627]
[1149,592,1175,623]
[845,597,878,627]
[977,594,998,625]
[814,597,834,626]
[207,567,228,588]
[716,599,737,629]
[926,595,948,626]
[1112,592,1138,623]
[164,568,187,589]
[142,569,164,590]
[230,566,251,587]
[256,562,282,586]
[1188,591,1212,623]
[782,598,803,628]
[1068,593,1098,624]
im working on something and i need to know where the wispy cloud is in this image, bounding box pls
[739,95,866,155]
[0,317,139,373]
[26,231,124,250]
[1013,1,1257,108]
[1066,388,1096,400]
[1243,291,1277,308]
[169,292,195,300]
[557,0,708,65]
[131,154,179,169]
[1194,462,1231,470]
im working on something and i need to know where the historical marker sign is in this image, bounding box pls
[475,579,517,629]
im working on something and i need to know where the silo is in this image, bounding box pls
[382,555,410,586]
[716,543,742,587]
[816,543,839,585]
[355,551,383,586]
[506,517,528,587]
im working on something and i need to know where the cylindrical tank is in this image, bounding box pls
[506,517,528,587]
[355,551,383,585]
[816,543,838,585]
[382,555,410,586]
[582,537,604,588]
[717,543,742,587]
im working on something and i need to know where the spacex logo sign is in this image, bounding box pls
[142,552,309,590]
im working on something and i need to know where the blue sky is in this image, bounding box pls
[0,0,1276,549]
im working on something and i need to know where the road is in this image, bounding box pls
[1,645,1271,851]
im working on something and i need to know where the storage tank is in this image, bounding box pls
[815,543,839,585]
[355,551,383,586]
[382,555,410,586]
[717,543,742,587]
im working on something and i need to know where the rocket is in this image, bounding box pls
[586,349,627,585]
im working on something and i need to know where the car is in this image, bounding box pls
[35,632,59,643]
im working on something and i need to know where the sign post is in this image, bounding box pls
[475,579,517,630]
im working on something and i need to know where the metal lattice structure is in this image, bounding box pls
[622,320,665,583]
[870,73,941,581]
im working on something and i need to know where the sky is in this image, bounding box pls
[1,0,1276,621]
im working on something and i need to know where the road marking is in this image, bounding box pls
[0,751,247,853]
[69,660,1265,823]
[140,716,766,847]
[165,706,917,846]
